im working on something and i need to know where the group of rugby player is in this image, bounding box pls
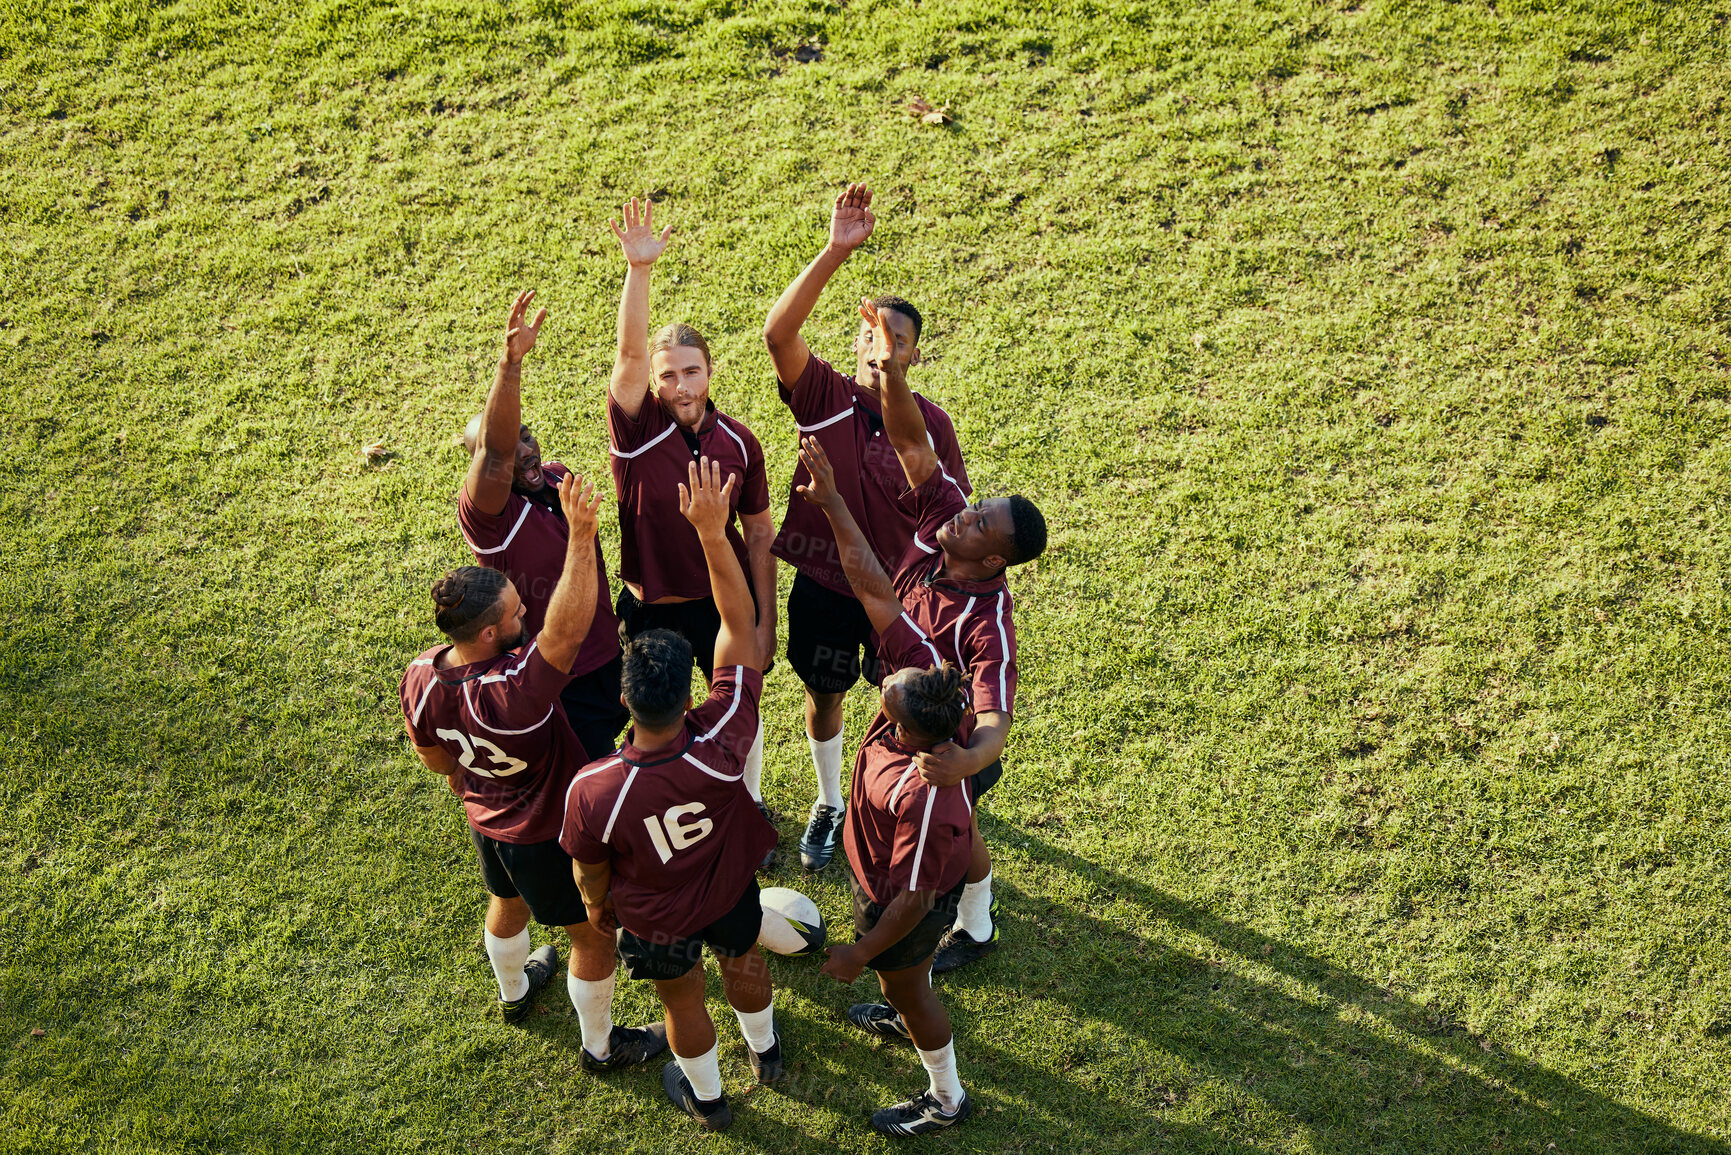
[398,184,1048,1137]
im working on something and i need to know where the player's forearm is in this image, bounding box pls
[746,522,778,632]
[878,360,939,486]
[959,715,1010,775]
[574,859,611,908]
[819,502,901,630]
[541,536,599,671]
[852,887,936,960]
[480,358,523,461]
[610,265,653,407]
[763,245,849,349]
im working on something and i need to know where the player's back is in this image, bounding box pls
[561,665,776,938]
[400,637,583,844]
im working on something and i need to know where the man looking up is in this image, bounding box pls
[850,300,1046,973]
[794,437,977,1136]
[560,459,782,1132]
[761,183,971,874]
[460,290,629,762]
[398,472,667,1076]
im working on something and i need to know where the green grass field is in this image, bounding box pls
[3,0,1729,1150]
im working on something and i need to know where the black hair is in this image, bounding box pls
[1005,494,1048,566]
[870,294,924,344]
[621,628,693,729]
[900,664,971,743]
[431,567,509,643]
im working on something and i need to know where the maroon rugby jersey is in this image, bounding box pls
[559,667,776,939]
[608,396,771,603]
[457,462,621,678]
[400,637,584,845]
[843,615,975,904]
[887,468,1019,719]
[772,353,971,596]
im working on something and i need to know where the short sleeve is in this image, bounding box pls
[960,600,1017,716]
[876,613,943,678]
[560,781,612,864]
[400,673,435,747]
[688,665,763,767]
[898,467,969,544]
[465,639,573,730]
[778,353,853,425]
[922,400,971,497]
[457,483,515,551]
[890,783,970,893]
[608,391,669,453]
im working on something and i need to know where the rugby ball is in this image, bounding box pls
[758,886,826,956]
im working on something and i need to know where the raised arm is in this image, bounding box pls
[761,183,876,387]
[795,436,904,634]
[679,457,758,671]
[465,291,544,516]
[536,472,605,673]
[861,299,939,489]
[608,196,674,419]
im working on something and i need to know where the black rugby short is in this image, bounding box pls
[787,571,883,695]
[970,759,1004,804]
[561,653,631,762]
[616,878,763,982]
[616,584,771,685]
[850,873,967,974]
[470,830,588,928]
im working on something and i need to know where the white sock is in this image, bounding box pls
[916,1038,964,1112]
[676,1042,724,1102]
[734,999,775,1053]
[568,972,615,1059]
[809,729,845,811]
[744,720,765,802]
[955,872,993,940]
[483,928,532,1002]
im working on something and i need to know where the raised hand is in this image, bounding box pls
[678,456,737,539]
[858,297,906,381]
[828,182,875,253]
[795,436,844,510]
[502,289,545,366]
[557,470,604,540]
[609,194,673,268]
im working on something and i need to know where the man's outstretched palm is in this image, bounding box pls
[610,195,673,267]
[830,182,875,252]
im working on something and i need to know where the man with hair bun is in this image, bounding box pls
[459,290,629,762]
[794,435,981,1136]
[604,196,779,867]
[398,473,666,1074]
[762,182,973,876]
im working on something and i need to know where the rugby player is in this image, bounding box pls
[761,182,971,873]
[853,299,1046,974]
[560,458,782,1132]
[460,290,629,761]
[399,471,667,1073]
[605,196,779,864]
[795,436,977,1136]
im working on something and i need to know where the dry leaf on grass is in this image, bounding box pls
[361,441,389,465]
[906,95,953,125]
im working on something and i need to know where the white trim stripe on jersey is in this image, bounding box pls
[608,422,679,460]
[717,420,750,462]
[992,592,1011,707]
[911,534,939,555]
[410,677,438,727]
[887,761,919,809]
[562,757,623,832]
[681,751,745,783]
[462,685,555,736]
[952,597,977,662]
[601,765,640,844]
[694,666,747,742]
[795,406,853,434]
[905,788,939,890]
[898,613,944,668]
[479,641,540,684]
[461,502,533,556]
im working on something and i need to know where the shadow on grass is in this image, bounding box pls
[945,823,1728,1154]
